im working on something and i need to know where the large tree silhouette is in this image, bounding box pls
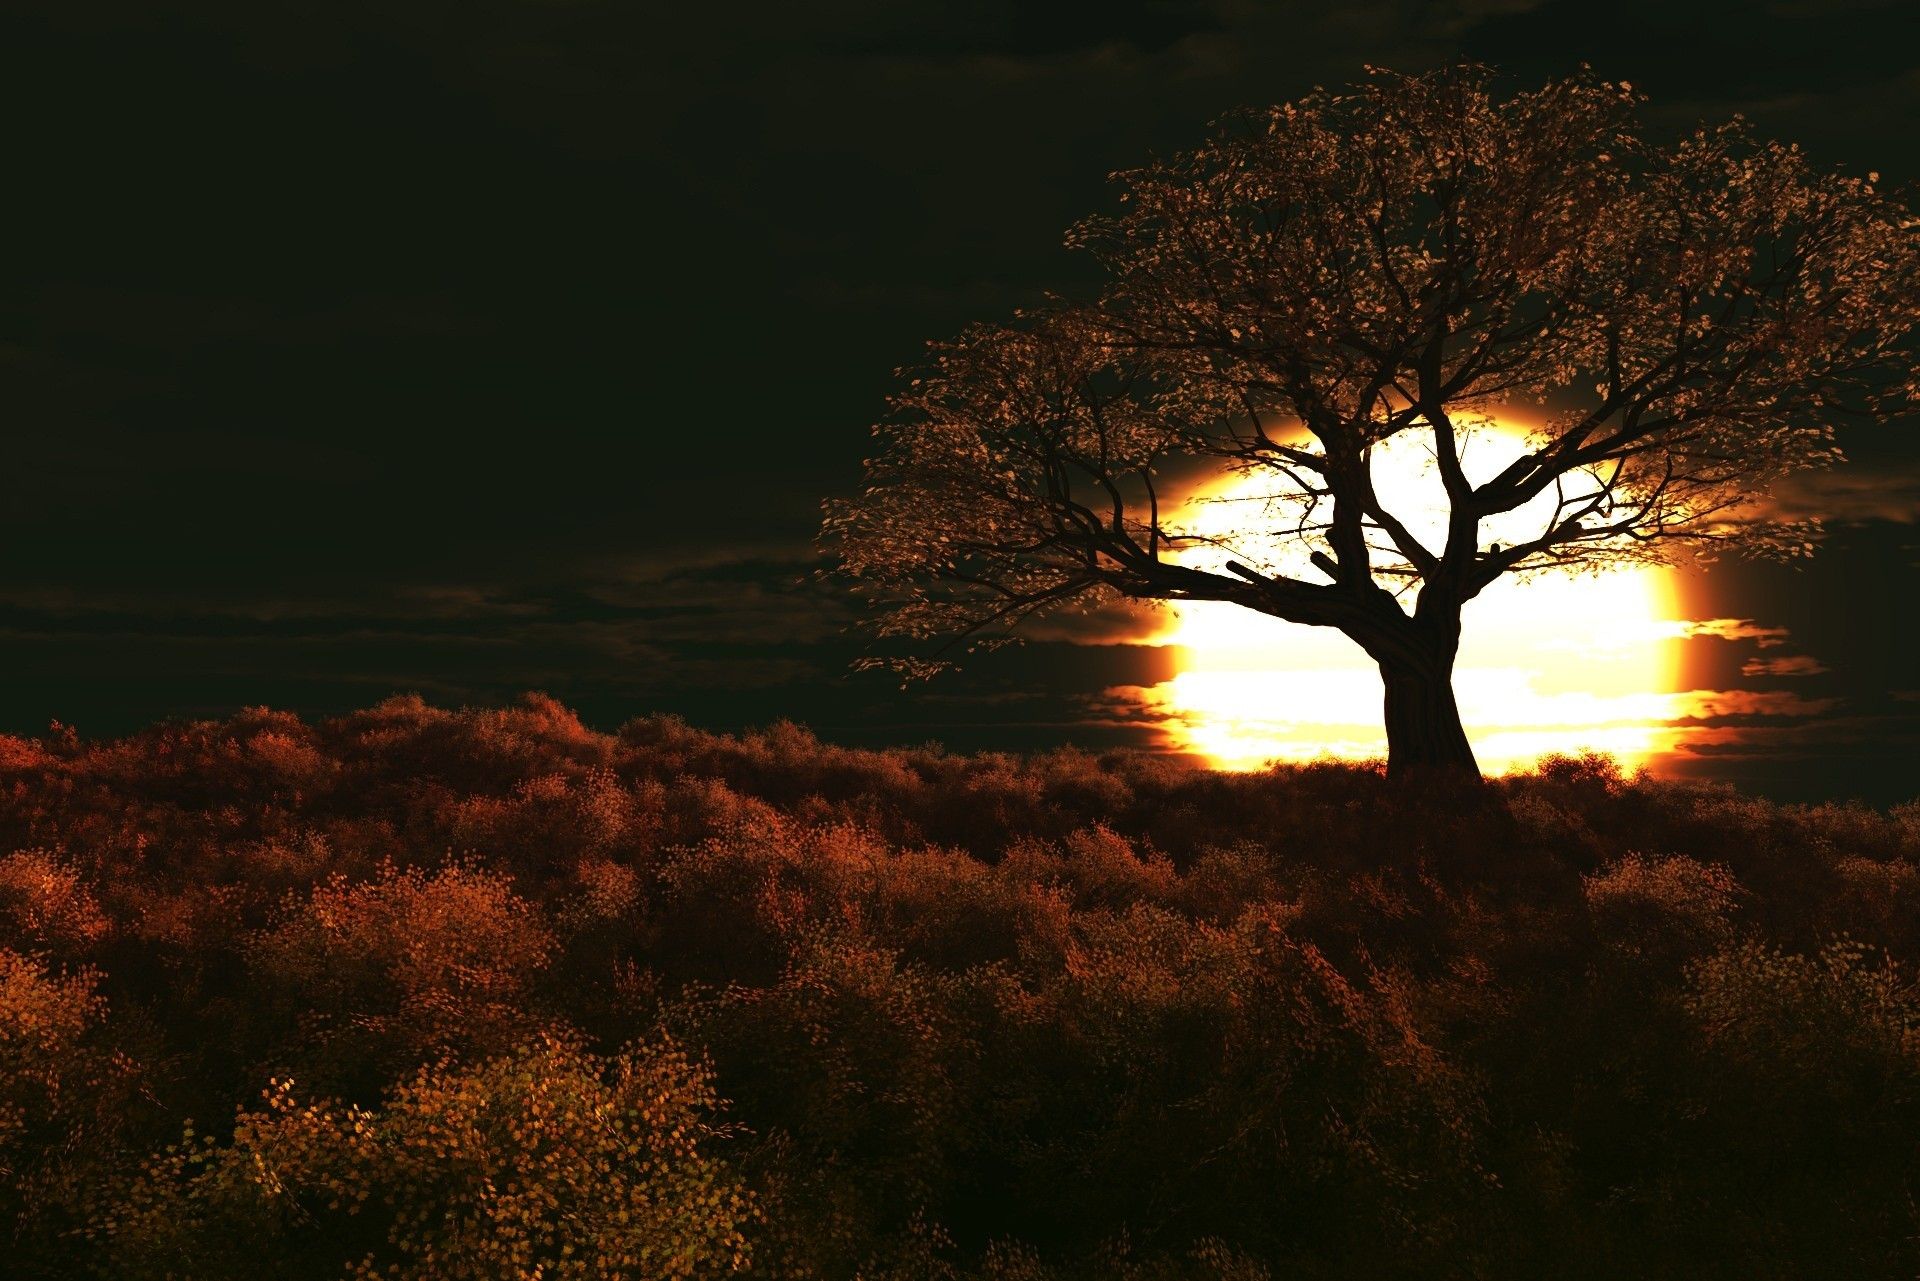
[825,67,1920,780]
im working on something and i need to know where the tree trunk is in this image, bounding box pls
[1378,653,1480,783]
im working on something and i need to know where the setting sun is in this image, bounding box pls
[1141,422,1690,773]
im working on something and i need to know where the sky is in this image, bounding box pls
[2,0,1917,802]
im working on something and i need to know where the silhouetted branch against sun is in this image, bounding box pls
[822,64,1920,780]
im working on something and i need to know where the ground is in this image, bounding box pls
[3,695,1917,1278]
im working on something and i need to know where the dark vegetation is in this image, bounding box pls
[2,694,1918,1278]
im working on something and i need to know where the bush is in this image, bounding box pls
[0,851,110,957]
[249,864,556,1093]
[88,1034,754,1279]
[0,948,107,1174]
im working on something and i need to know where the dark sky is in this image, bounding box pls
[3,0,1917,802]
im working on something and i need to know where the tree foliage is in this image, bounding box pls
[823,66,1920,773]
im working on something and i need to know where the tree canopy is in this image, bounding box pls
[824,65,1920,777]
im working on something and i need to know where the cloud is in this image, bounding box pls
[31,285,493,352]
[1020,595,1171,645]
[1759,463,1920,525]
[1659,711,1920,779]
[832,0,1228,62]
[1741,654,1831,677]
[0,585,546,625]
[1675,690,1842,719]
[1685,618,1791,648]
[584,542,820,586]
[1085,685,1183,728]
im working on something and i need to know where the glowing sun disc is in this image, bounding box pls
[1143,424,1688,773]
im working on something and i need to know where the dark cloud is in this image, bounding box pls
[1659,705,1920,803]
[1676,690,1843,719]
[1019,596,1172,646]
[1742,655,1832,677]
[1761,463,1920,525]
[831,0,1226,60]
[1463,0,1917,101]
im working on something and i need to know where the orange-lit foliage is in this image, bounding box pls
[250,863,557,1095]
[1583,852,1743,961]
[0,949,105,1168]
[0,850,110,957]
[90,1034,754,1280]
[0,700,1916,1277]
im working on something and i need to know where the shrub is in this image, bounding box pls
[0,851,110,956]
[1665,939,1920,1273]
[88,1034,754,1280]
[249,864,556,1092]
[0,948,107,1175]
[1583,853,1744,961]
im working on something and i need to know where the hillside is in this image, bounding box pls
[3,694,1918,1278]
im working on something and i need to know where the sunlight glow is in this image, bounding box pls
[1140,423,1689,774]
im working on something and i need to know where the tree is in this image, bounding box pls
[823,66,1920,781]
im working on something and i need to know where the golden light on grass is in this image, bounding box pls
[1142,422,1690,774]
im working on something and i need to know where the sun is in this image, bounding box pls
[1140,422,1689,773]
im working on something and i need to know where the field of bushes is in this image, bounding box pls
[2,694,1917,1278]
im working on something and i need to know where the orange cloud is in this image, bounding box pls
[1686,618,1790,648]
